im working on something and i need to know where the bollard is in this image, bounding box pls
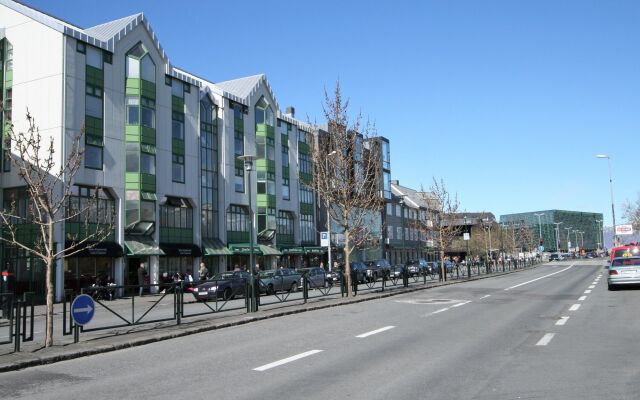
[303,275,308,303]
[467,263,471,280]
[14,299,21,352]
[403,267,409,288]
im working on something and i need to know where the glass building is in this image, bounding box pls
[500,210,604,252]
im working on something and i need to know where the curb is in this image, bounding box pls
[0,264,541,373]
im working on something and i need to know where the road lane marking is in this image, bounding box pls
[451,301,471,308]
[356,326,396,338]
[588,285,595,289]
[578,296,587,301]
[569,304,581,311]
[536,333,555,346]
[432,308,449,314]
[504,265,574,291]
[479,295,491,300]
[584,290,592,294]
[556,316,569,326]
[253,350,323,371]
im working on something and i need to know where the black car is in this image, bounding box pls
[192,271,249,301]
[364,259,392,281]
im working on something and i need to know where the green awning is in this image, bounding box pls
[280,246,304,255]
[202,238,233,256]
[304,246,327,255]
[124,235,165,256]
[228,243,282,256]
[259,244,282,256]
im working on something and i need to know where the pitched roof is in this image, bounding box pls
[391,182,436,209]
[215,74,265,100]
[83,13,142,42]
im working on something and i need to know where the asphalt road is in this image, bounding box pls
[2,259,638,400]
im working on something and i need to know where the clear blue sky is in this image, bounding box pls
[25,0,640,227]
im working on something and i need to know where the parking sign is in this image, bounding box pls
[320,231,329,247]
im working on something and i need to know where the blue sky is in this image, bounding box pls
[25,0,640,227]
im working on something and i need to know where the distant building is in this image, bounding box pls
[500,210,604,252]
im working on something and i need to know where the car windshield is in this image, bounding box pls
[260,271,275,278]
[211,272,234,280]
[612,258,640,267]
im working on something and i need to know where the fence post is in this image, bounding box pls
[303,275,308,304]
[14,299,21,352]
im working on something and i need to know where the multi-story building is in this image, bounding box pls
[500,210,604,252]
[0,1,318,302]
[389,181,438,264]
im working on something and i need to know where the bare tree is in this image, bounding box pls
[623,195,640,231]
[0,112,114,347]
[309,83,383,296]
[421,178,462,281]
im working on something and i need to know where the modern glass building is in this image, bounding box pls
[500,210,604,252]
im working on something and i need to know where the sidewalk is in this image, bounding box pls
[0,265,536,373]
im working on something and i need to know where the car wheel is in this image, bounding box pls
[266,284,274,295]
[608,284,616,291]
[223,288,233,301]
[290,282,298,292]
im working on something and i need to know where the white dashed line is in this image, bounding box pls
[253,350,323,371]
[588,285,595,289]
[505,265,574,291]
[584,290,592,294]
[432,308,449,314]
[569,304,581,311]
[578,296,587,301]
[556,316,569,326]
[355,326,396,338]
[451,301,471,308]
[479,295,491,300]
[536,333,555,346]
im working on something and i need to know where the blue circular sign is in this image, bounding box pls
[71,294,95,326]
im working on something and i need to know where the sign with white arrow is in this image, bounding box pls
[71,294,95,326]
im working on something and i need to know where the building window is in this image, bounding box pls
[282,145,289,168]
[235,167,244,193]
[226,205,249,233]
[300,214,314,243]
[172,112,184,140]
[86,46,102,69]
[277,211,294,236]
[282,177,290,200]
[200,99,218,239]
[141,152,155,175]
[126,96,139,125]
[299,186,314,205]
[140,97,155,128]
[160,197,193,229]
[299,152,312,175]
[85,145,103,170]
[76,41,86,54]
[172,154,185,183]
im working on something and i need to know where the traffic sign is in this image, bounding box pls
[538,245,544,252]
[71,294,95,326]
[320,231,329,247]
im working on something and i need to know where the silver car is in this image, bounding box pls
[608,256,640,291]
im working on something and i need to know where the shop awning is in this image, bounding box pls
[259,244,282,256]
[304,246,327,255]
[159,243,203,257]
[65,241,124,257]
[124,236,165,256]
[202,238,233,256]
[228,243,261,255]
[228,243,282,256]
[280,246,304,255]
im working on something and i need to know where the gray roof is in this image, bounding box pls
[83,13,142,42]
[215,74,266,100]
[391,183,437,209]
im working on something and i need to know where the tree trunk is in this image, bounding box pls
[344,230,352,297]
[45,223,54,347]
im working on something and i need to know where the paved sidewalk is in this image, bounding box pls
[0,265,538,373]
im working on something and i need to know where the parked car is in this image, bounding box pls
[407,259,431,276]
[608,256,640,290]
[258,268,301,294]
[389,264,405,279]
[297,267,328,289]
[549,253,564,261]
[192,271,249,301]
[364,259,392,281]
[349,262,368,283]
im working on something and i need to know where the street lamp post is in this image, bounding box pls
[464,216,471,278]
[238,154,257,312]
[565,227,572,253]
[553,222,563,254]
[573,230,579,254]
[596,154,617,246]
[534,213,545,248]
[595,219,603,253]
[399,195,408,287]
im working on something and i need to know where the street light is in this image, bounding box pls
[573,230,580,253]
[553,222,563,253]
[463,215,471,278]
[238,154,257,312]
[565,227,572,253]
[534,213,545,246]
[596,154,617,246]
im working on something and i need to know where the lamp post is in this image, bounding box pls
[464,215,471,277]
[596,154,617,246]
[579,231,585,250]
[553,222,563,253]
[482,217,493,273]
[565,227,572,253]
[573,230,579,254]
[238,154,257,312]
[595,219,603,252]
[325,150,337,272]
[534,213,545,247]
[398,195,408,287]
